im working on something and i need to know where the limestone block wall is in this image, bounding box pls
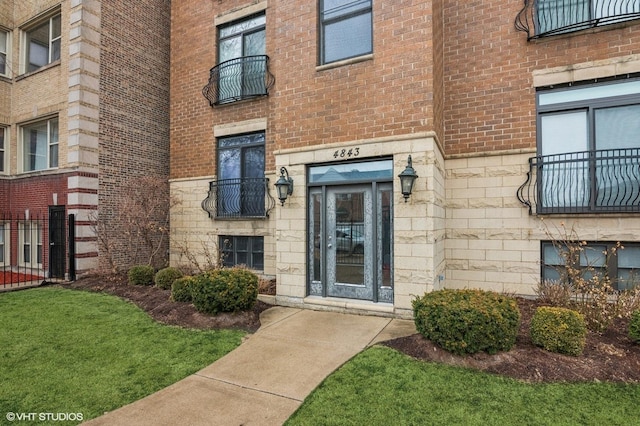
[445,151,640,296]
[169,174,276,276]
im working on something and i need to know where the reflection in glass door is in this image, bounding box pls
[308,178,393,303]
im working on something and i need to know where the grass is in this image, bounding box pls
[286,346,640,426]
[0,287,244,425]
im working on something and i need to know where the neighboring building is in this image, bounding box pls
[170,0,640,318]
[0,0,170,279]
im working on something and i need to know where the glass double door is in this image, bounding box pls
[309,183,393,302]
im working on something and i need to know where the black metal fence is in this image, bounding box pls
[517,148,640,214]
[0,211,75,290]
[202,55,275,106]
[515,0,640,40]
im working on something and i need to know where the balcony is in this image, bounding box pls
[202,55,275,106]
[515,0,640,40]
[201,178,275,219]
[517,148,640,214]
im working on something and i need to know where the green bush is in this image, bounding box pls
[128,265,155,286]
[191,268,258,314]
[155,267,184,290]
[412,289,521,355]
[629,310,640,343]
[171,276,195,303]
[530,306,587,356]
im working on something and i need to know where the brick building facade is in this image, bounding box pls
[0,0,170,278]
[170,0,640,317]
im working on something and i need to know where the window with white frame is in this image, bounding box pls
[0,223,8,266]
[0,126,6,173]
[24,13,61,73]
[19,221,43,267]
[0,29,8,76]
[536,78,640,213]
[21,117,58,172]
[319,0,373,65]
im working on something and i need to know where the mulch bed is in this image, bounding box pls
[60,275,640,383]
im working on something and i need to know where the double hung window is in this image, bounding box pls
[19,222,43,267]
[536,78,640,213]
[0,127,6,173]
[0,30,8,76]
[22,117,58,172]
[319,0,372,64]
[0,223,8,266]
[24,13,61,73]
[217,14,266,103]
[216,133,266,217]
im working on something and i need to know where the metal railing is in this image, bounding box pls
[202,55,275,106]
[515,0,640,40]
[517,148,640,214]
[0,212,74,290]
[201,177,276,219]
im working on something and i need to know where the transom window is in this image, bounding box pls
[21,117,59,172]
[220,236,264,270]
[319,0,373,65]
[24,13,61,73]
[542,241,640,291]
[535,78,640,213]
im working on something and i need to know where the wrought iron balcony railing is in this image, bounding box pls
[201,177,276,219]
[202,55,275,106]
[515,0,640,40]
[517,148,640,214]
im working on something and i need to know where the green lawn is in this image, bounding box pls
[0,287,244,425]
[286,346,640,426]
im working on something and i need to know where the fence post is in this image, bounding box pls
[68,214,76,281]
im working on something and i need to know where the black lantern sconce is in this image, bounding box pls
[398,155,418,202]
[274,166,294,206]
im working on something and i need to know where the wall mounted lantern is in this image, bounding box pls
[398,155,418,202]
[274,166,294,206]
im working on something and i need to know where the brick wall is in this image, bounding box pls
[99,0,171,270]
[443,0,640,155]
[170,0,441,180]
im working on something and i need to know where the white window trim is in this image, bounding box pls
[18,221,43,268]
[0,223,9,267]
[0,126,6,174]
[19,116,59,173]
[0,28,10,78]
[20,9,61,75]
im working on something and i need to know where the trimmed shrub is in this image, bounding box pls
[530,306,587,356]
[191,267,258,315]
[171,276,195,303]
[412,289,521,355]
[629,310,640,343]
[128,265,155,286]
[155,267,184,290]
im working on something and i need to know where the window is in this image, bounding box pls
[0,223,8,266]
[536,78,640,213]
[0,29,8,76]
[0,127,6,173]
[319,0,372,64]
[542,241,640,291]
[216,133,265,217]
[220,236,264,270]
[19,222,43,267]
[217,14,266,102]
[24,13,61,73]
[21,117,58,172]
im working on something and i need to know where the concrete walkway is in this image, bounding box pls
[84,307,416,426]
